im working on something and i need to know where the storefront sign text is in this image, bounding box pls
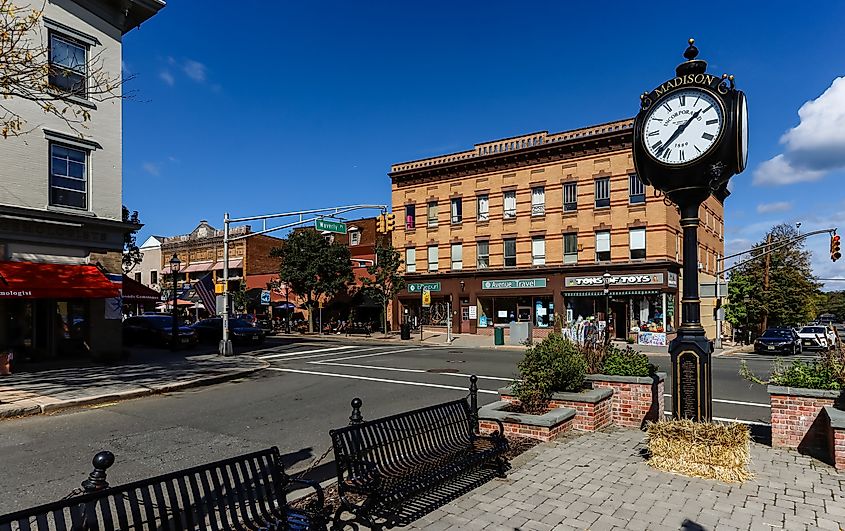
[481,278,547,290]
[564,273,664,288]
[407,282,441,293]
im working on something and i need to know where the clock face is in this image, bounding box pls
[738,92,748,172]
[643,88,724,165]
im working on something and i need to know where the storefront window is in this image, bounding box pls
[477,298,493,327]
[534,296,553,328]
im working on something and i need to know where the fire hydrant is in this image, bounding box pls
[0,351,12,376]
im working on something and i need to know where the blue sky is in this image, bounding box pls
[121,1,845,286]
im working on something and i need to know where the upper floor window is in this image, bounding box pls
[477,241,489,269]
[405,248,416,273]
[405,205,416,229]
[504,238,517,267]
[532,236,545,266]
[451,243,463,270]
[629,174,645,204]
[134,272,141,283]
[427,201,438,228]
[596,231,610,261]
[595,178,610,208]
[49,33,87,96]
[564,233,578,264]
[531,187,545,217]
[563,182,577,212]
[349,230,361,246]
[477,194,489,222]
[150,271,158,285]
[503,190,516,219]
[427,245,438,271]
[49,143,87,209]
[450,198,462,224]
[629,228,646,260]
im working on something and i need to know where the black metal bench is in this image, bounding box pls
[329,375,508,530]
[0,447,327,530]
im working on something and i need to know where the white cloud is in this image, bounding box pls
[159,70,175,86]
[183,60,207,82]
[142,162,160,176]
[756,201,792,214]
[753,77,845,186]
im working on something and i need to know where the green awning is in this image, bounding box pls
[564,289,661,297]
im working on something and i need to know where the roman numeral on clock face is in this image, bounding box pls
[663,103,671,112]
[679,150,685,161]
[647,131,659,136]
[662,148,672,160]
[679,95,686,106]
[706,119,718,125]
[652,141,663,151]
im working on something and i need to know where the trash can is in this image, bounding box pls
[494,326,505,345]
[400,323,411,340]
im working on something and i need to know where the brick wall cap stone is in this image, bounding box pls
[498,385,613,403]
[585,372,666,385]
[824,406,845,430]
[767,386,845,399]
[479,400,576,427]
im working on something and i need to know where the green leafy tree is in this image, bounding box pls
[816,290,845,321]
[122,206,142,274]
[725,224,820,335]
[271,229,353,333]
[360,244,406,335]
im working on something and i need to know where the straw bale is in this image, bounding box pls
[646,419,752,482]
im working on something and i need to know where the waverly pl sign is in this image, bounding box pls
[481,278,547,290]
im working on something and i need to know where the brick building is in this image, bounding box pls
[389,119,725,343]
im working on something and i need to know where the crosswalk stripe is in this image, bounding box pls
[257,345,357,360]
[274,346,390,362]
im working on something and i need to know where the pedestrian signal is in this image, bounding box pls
[831,233,841,262]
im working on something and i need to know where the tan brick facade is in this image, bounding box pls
[389,119,725,339]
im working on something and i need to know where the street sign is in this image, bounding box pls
[422,289,431,308]
[408,282,441,293]
[260,290,271,305]
[315,219,347,234]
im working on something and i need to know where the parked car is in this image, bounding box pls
[754,328,802,355]
[191,318,265,345]
[796,326,831,351]
[818,314,839,326]
[123,315,198,348]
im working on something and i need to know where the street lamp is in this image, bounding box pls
[602,271,611,348]
[169,254,182,351]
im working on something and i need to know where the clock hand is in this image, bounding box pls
[655,109,703,157]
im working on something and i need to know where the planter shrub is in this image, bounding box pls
[601,345,655,378]
[511,333,586,414]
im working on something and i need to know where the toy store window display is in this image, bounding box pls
[631,295,670,346]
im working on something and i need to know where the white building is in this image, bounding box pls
[0,0,164,362]
[132,235,163,291]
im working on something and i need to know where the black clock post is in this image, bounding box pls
[633,40,747,422]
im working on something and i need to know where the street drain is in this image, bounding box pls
[427,368,460,374]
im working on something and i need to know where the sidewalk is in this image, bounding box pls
[409,427,845,531]
[0,348,267,419]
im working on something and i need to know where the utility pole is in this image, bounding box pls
[761,233,772,332]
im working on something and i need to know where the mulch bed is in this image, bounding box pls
[288,434,541,514]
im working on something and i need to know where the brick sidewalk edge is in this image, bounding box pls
[0,361,268,420]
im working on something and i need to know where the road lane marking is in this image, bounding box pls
[313,347,445,363]
[274,346,391,361]
[313,361,515,382]
[662,394,770,408]
[267,367,499,394]
[258,345,358,360]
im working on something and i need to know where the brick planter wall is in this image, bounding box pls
[478,401,575,442]
[499,386,613,432]
[768,386,845,452]
[585,373,666,429]
[824,406,845,470]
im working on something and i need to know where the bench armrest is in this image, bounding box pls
[288,477,325,509]
[477,416,506,437]
[336,457,382,489]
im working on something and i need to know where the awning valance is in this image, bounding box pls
[0,261,120,299]
[121,274,162,302]
[564,289,661,297]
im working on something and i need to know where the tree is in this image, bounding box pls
[271,229,353,333]
[360,243,406,335]
[725,223,820,335]
[1,0,125,138]
[816,290,845,321]
[122,206,142,274]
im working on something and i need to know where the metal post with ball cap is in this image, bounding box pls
[633,39,748,421]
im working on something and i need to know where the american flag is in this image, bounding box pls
[195,273,217,316]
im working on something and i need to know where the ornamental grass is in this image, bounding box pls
[646,419,752,483]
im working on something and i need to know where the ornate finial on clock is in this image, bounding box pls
[684,38,699,60]
[676,38,707,76]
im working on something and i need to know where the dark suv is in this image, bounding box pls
[191,318,266,345]
[754,328,802,355]
[123,315,198,348]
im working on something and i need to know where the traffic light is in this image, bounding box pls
[831,233,842,262]
[376,214,386,233]
[385,213,396,232]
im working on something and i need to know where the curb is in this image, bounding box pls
[0,363,267,421]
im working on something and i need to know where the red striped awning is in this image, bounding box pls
[0,261,120,299]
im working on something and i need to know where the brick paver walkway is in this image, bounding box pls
[408,428,845,531]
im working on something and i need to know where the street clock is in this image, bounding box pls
[633,39,747,206]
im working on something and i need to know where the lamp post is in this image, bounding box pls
[602,271,611,348]
[169,254,182,351]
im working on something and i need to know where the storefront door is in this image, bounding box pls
[611,300,627,339]
[460,305,471,333]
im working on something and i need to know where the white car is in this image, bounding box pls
[796,326,832,351]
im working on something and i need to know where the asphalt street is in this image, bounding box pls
[0,336,819,514]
